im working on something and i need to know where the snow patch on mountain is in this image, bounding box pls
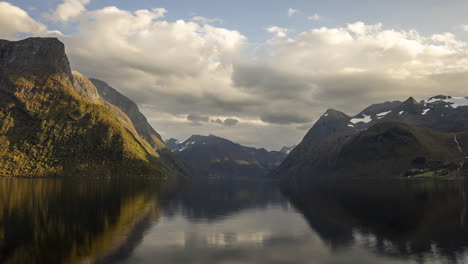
[376,111,391,119]
[424,96,468,108]
[350,114,372,124]
[179,146,188,152]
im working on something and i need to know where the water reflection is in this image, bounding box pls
[163,179,288,221]
[284,179,468,263]
[1,177,468,264]
[119,179,468,264]
[0,178,164,264]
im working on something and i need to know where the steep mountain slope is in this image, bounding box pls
[167,135,286,178]
[0,37,168,177]
[72,71,144,143]
[280,145,296,155]
[90,79,165,150]
[277,96,468,181]
[89,78,190,176]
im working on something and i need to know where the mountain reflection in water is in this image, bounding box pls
[0,178,164,264]
[1,178,468,264]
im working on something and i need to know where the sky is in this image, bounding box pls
[2,0,468,150]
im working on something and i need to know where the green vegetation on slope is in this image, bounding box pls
[0,38,166,177]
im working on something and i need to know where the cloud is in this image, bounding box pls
[463,25,468,32]
[260,112,312,125]
[187,114,210,123]
[223,118,239,126]
[61,6,248,116]
[288,8,299,17]
[152,8,168,19]
[308,14,320,21]
[50,0,90,21]
[213,119,223,124]
[266,26,288,38]
[0,2,47,39]
[232,21,468,128]
[192,16,223,24]
[211,118,239,126]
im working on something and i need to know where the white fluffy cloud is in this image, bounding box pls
[0,2,47,39]
[61,6,249,122]
[4,1,468,149]
[288,8,299,17]
[266,26,289,38]
[50,0,90,21]
[192,16,223,24]
[308,14,320,21]
[233,21,468,125]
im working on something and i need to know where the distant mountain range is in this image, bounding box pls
[166,135,287,178]
[0,37,187,178]
[277,96,468,182]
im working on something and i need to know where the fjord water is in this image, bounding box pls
[1,178,468,264]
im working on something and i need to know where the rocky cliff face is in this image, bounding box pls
[0,38,73,89]
[0,38,170,177]
[72,71,101,103]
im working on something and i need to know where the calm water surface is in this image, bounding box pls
[0,178,468,264]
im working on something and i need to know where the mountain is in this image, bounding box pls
[90,79,165,150]
[280,145,296,155]
[277,96,468,182]
[0,37,179,177]
[89,78,190,177]
[166,135,286,178]
[165,138,180,151]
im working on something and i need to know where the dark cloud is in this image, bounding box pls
[211,118,239,126]
[223,118,239,126]
[232,62,311,100]
[187,114,210,123]
[260,112,312,125]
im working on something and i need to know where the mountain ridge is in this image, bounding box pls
[167,134,286,178]
[277,95,468,181]
[0,37,183,177]
[89,78,190,176]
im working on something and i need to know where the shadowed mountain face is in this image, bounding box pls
[282,179,468,263]
[0,37,180,177]
[88,78,190,177]
[277,96,468,182]
[167,135,286,178]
